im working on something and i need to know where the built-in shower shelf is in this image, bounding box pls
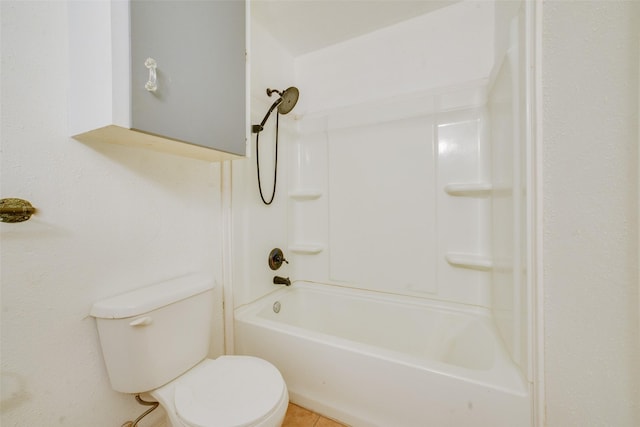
[289,190,323,201]
[444,183,492,196]
[289,244,324,254]
[445,253,493,271]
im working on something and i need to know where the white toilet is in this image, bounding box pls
[90,274,288,427]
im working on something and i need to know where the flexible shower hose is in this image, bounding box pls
[256,112,280,205]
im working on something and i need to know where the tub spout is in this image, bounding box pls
[273,276,291,286]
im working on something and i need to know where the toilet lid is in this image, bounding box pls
[174,356,285,427]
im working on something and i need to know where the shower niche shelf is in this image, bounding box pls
[445,253,493,271]
[289,244,324,255]
[289,190,323,201]
[444,183,492,197]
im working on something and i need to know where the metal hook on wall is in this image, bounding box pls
[0,198,36,223]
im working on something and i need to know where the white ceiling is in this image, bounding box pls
[251,0,461,56]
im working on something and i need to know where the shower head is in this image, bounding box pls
[252,86,300,133]
[276,87,299,115]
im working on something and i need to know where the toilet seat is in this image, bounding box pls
[173,356,287,427]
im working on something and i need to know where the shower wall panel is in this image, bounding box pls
[436,109,492,307]
[286,125,329,280]
[287,89,492,307]
[327,116,437,295]
[489,6,529,377]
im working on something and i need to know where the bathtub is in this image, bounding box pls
[234,282,531,427]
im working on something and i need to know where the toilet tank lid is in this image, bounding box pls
[90,273,214,319]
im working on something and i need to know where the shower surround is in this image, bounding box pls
[233,1,533,425]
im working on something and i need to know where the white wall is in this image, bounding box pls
[542,1,640,425]
[295,0,494,115]
[1,2,225,426]
[231,17,296,308]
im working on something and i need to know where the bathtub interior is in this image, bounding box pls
[253,284,497,371]
[444,320,495,371]
[233,0,532,419]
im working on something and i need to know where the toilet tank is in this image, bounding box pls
[90,274,215,393]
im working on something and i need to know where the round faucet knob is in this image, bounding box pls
[268,248,288,270]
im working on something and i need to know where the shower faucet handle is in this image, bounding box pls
[268,248,288,270]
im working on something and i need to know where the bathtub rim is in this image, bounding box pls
[235,280,492,316]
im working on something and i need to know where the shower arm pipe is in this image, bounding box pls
[252,98,283,134]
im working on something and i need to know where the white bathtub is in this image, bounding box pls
[234,282,531,427]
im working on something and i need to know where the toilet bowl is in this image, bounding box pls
[90,274,288,427]
[150,357,288,427]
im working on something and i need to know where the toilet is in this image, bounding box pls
[90,274,288,427]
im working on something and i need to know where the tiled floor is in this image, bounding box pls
[282,403,348,427]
